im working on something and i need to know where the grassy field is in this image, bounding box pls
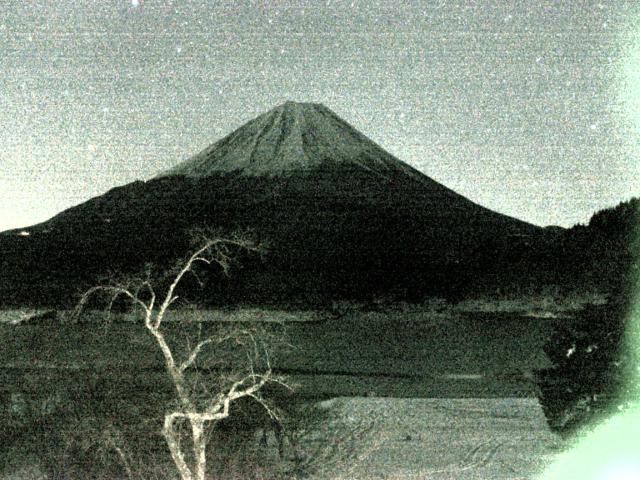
[0,307,555,396]
[1,396,567,480]
[1,306,568,478]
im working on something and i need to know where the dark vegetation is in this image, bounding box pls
[0,296,331,479]
[1,181,637,310]
[1,308,549,478]
[0,367,324,479]
[0,165,540,308]
[535,198,640,436]
[466,197,640,298]
[540,197,639,294]
[536,294,637,436]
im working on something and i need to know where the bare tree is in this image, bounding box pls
[76,231,290,480]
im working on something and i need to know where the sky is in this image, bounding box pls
[1,0,639,231]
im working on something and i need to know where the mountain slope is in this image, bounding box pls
[0,102,542,307]
[162,101,429,181]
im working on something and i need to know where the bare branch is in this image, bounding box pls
[156,236,258,327]
[266,375,295,393]
[228,370,272,401]
[75,231,284,480]
[247,393,280,421]
[75,284,151,322]
[156,241,209,327]
[179,338,214,372]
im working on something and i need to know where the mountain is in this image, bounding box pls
[0,101,543,307]
[161,101,435,182]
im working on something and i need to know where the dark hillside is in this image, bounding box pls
[0,166,538,307]
[464,198,640,298]
[550,198,639,294]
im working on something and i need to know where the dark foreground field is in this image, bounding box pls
[1,309,553,397]
[1,308,563,478]
[4,396,565,480]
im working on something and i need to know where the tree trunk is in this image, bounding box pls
[191,418,208,480]
[163,414,195,480]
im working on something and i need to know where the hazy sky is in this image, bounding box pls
[1,0,639,231]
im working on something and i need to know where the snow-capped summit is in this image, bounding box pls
[160,101,424,181]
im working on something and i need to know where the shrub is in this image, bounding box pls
[536,293,635,435]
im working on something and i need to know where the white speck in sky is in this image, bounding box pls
[131,0,139,7]
[590,123,598,131]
